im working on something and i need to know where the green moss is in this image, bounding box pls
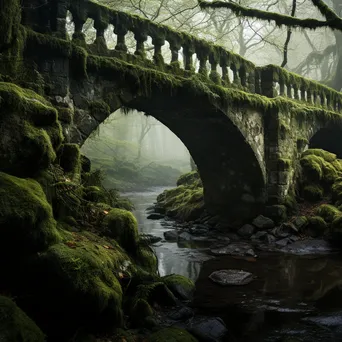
[0,172,61,254]
[89,100,110,120]
[302,149,336,163]
[307,216,328,237]
[57,107,74,124]
[135,244,158,274]
[330,215,342,243]
[31,231,132,330]
[0,296,45,342]
[148,327,198,342]
[130,298,153,327]
[302,185,323,202]
[314,204,341,223]
[102,208,139,253]
[162,274,195,300]
[283,192,298,212]
[177,171,201,186]
[300,155,323,181]
[277,158,292,171]
[332,179,342,202]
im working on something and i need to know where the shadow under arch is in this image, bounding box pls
[100,90,267,223]
[309,127,342,158]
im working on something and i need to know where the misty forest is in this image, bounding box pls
[2,0,342,341]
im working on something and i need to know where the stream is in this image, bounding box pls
[126,188,342,342]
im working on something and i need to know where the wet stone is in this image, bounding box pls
[237,224,255,238]
[275,238,291,247]
[271,226,290,238]
[210,242,256,257]
[209,269,254,286]
[164,230,178,241]
[252,215,275,230]
[280,239,337,255]
[265,234,276,244]
[140,234,162,245]
[147,213,164,220]
[251,231,268,240]
[188,317,228,342]
[178,232,193,241]
[168,306,194,321]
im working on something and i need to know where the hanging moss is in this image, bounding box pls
[0,0,21,49]
[0,296,45,342]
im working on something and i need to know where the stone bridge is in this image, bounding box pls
[10,0,342,222]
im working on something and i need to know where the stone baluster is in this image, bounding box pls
[220,54,230,85]
[300,85,306,102]
[134,31,148,58]
[306,89,312,105]
[114,23,128,52]
[260,66,277,97]
[320,92,326,106]
[247,70,255,92]
[279,78,285,96]
[313,91,318,105]
[183,44,195,72]
[152,36,165,65]
[209,52,220,84]
[255,70,261,94]
[196,49,209,77]
[286,83,292,98]
[231,64,241,86]
[55,0,69,38]
[93,18,109,51]
[326,93,331,109]
[168,40,181,67]
[239,66,247,87]
[71,13,86,44]
[338,100,342,112]
[293,85,299,100]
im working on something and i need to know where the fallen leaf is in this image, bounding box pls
[103,210,109,214]
[103,245,113,249]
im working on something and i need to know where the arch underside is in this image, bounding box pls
[113,90,266,222]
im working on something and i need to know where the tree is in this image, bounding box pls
[199,0,342,89]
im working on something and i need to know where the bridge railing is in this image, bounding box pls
[23,0,342,113]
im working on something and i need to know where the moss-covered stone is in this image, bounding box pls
[30,231,133,333]
[330,215,342,244]
[302,149,336,163]
[148,327,198,342]
[0,296,45,342]
[162,274,195,300]
[135,244,158,274]
[314,204,341,223]
[0,172,61,255]
[177,171,201,187]
[302,185,323,202]
[84,185,108,203]
[307,216,328,237]
[102,208,139,253]
[130,298,154,327]
[300,155,323,182]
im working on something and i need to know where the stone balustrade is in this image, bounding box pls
[22,0,342,113]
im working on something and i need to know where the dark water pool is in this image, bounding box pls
[125,188,342,342]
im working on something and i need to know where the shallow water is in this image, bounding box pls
[125,188,342,341]
[124,187,212,281]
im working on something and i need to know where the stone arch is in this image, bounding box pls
[309,126,342,158]
[70,76,267,222]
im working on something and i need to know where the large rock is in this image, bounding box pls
[164,230,178,241]
[209,269,254,286]
[0,296,45,342]
[237,224,255,237]
[252,215,275,230]
[188,317,228,341]
[210,242,256,257]
[148,327,197,342]
[162,274,195,300]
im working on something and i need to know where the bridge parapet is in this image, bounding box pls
[259,65,342,112]
[21,0,342,113]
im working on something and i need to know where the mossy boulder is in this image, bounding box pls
[314,204,341,223]
[0,296,45,342]
[177,171,201,187]
[148,327,198,342]
[29,231,133,334]
[300,155,323,182]
[302,149,336,163]
[306,216,328,237]
[0,172,61,255]
[135,244,158,274]
[330,215,342,245]
[130,298,154,327]
[162,274,195,300]
[302,185,323,202]
[102,208,139,253]
[84,185,108,203]
[0,83,62,177]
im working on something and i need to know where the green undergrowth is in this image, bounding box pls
[157,170,204,221]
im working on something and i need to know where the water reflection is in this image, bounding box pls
[124,187,211,281]
[194,252,342,341]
